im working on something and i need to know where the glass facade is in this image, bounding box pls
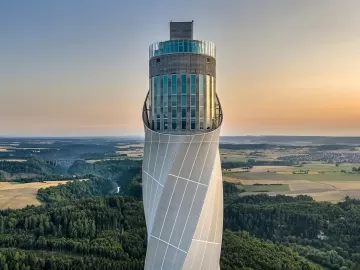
[150,73,216,131]
[190,74,196,130]
[199,75,204,130]
[163,75,168,129]
[149,40,216,59]
[171,74,177,130]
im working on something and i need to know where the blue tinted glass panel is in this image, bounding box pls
[181,95,186,106]
[164,119,168,130]
[157,120,160,130]
[191,96,196,107]
[191,119,196,130]
[172,96,177,106]
[172,121,177,129]
[172,108,177,118]
[164,107,168,118]
[182,119,186,129]
[182,108,186,118]
[181,75,187,94]
[190,75,196,94]
[184,40,188,52]
[156,76,161,95]
[151,77,155,110]
[172,75,177,95]
[164,99,168,107]
[163,75,168,95]
[149,40,216,58]
[191,108,196,118]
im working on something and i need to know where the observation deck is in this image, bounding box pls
[149,40,216,59]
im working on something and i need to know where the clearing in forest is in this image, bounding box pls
[0,181,68,209]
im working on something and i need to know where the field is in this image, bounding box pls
[0,181,68,209]
[222,147,360,202]
[242,184,289,192]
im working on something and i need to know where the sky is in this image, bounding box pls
[1,0,360,137]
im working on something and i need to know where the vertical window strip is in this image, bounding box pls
[151,77,155,123]
[163,75,168,123]
[199,74,204,129]
[206,75,210,129]
[191,74,196,95]
[156,76,161,121]
[171,74,177,130]
[211,76,215,127]
[172,74,177,95]
[163,75,168,96]
[181,74,187,94]
[181,74,187,130]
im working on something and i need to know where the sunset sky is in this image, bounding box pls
[1,0,359,137]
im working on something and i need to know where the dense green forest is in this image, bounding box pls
[221,230,319,270]
[224,194,360,269]
[1,159,360,269]
[0,159,52,175]
[0,196,145,269]
[37,177,117,203]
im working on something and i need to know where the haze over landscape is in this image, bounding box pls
[1,0,360,137]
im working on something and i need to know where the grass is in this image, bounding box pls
[243,184,289,192]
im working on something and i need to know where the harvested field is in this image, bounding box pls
[250,166,293,172]
[240,179,300,185]
[0,181,67,209]
[243,184,289,192]
[238,179,333,192]
[342,190,360,199]
[318,181,360,191]
[291,173,360,181]
[116,150,143,157]
[223,175,242,184]
[289,181,334,191]
[287,191,345,202]
[226,172,294,180]
[116,143,144,149]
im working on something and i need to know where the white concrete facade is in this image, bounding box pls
[142,125,223,270]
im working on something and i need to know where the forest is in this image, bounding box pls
[0,168,360,269]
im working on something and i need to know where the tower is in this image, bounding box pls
[142,21,223,270]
